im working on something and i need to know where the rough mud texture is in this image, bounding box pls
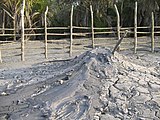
[0,48,160,120]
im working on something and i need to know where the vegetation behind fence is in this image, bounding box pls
[0,2,160,62]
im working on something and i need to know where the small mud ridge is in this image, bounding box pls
[0,48,160,120]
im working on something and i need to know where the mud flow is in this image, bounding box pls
[0,48,160,120]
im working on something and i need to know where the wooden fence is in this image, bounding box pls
[0,2,160,62]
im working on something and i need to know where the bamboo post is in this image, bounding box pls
[13,14,16,41]
[44,6,48,59]
[2,9,5,34]
[0,50,2,63]
[70,5,74,57]
[90,5,94,48]
[21,0,25,61]
[151,12,155,52]
[114,4,121,51]
[134,2,138,53]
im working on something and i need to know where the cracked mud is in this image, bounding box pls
[0,48,160,120]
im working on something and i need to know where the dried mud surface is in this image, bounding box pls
[0,48,160,120]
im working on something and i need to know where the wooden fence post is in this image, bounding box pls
[114,4,121,51]
[13,14,16,41]
[2,9,5,34]
[21,0,25,61]
[134,2,138,53]
[44,6,48,59]
[90,5,94,48]
[70,5,74,57]
[151,12,155,52]
[0,50,2,63]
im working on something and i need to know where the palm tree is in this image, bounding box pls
[0,0,53,41]
[0,0,23,40]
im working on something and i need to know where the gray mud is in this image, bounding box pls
[0,48,160,120]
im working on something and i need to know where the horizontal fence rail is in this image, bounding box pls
[0,25,160,63]
[1,3,160,63]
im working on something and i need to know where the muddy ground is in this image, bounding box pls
[0,38,160,120]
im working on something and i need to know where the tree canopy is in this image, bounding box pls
[0,0,160,28]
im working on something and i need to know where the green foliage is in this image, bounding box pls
[0,0,160,28]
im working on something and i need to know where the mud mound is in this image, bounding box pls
[0,48,160,120]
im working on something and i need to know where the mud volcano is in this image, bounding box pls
[0,48,160,120]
